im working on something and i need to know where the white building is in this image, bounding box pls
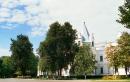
[94,42,113,75]
[75,32,129,75]
[37,31,129,76]
[94,42,129,75]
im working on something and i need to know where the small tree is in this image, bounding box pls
[70,43,96,79]
[117,32,130,75]
[0,56,14,78]
[0,58,3,77]
[105,43,121,75]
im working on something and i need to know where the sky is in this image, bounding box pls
[0,0,128,56]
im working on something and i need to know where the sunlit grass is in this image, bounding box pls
[90,80,130,82]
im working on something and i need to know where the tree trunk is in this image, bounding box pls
[58,69,62,76]
[84,75,86,80]
[114,66,118,75]
[125,66,128,76]
[60,69,62,76]
[114,66,116,75]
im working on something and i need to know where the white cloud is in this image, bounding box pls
[0,0,126,42]
[31,26,48,36]
[0,8,11,18]
[0,0,50,36]
[10,10,27,23]
[41,0,125,42]
[0,48,11,57]
[0,26,15,30]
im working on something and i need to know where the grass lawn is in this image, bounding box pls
[89,80,130,82]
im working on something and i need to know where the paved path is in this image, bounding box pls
[0,79,92,82]
[0,78,129,82]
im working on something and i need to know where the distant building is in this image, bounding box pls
[37,30,129,76]
[73,32,130,76]
[94,42,129,75]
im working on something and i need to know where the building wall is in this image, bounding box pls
[95,43,129,75]
[95,46,114,75]
[37,32,129,76]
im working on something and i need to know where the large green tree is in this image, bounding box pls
[70,44,96,77]
[10,34,35,76]
[38,22,78,76]
[117,0,130,75]
[117,32,130,75]
[117,0,130,28]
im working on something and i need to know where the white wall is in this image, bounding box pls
[95,43,130,75]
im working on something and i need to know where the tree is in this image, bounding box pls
[117,32,130,75]
[10,34,35,76]
[105,43,121,75]
[38,57,47,72]
[117,0,130,28]
[0,58,3,77]
[0,56,14,78]
[38,41,51,76]
[28,54,39,77]
[117,1,130,75]
[70,43,96,78]
[38,22,78,76]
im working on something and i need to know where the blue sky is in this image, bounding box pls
[0,0,129,56]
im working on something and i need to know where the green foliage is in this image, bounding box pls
[38,57,48,72]
[102,75,125,80]
[105,32,130,75]
[38,22,78,76]
[28,54,39,77]
[117,32,130,75]
[0,58,2,76]
[117,0,130,28]
[0,56,14,78]
[10,34,37,76]
[70,44,96,75]
[105,44,121,74]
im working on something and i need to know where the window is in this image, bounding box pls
[78,41,81,45]
[101,67,103,74]
[100,56,103,62]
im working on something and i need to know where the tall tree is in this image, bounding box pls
[105,44,121,74]
[117,0,130,28]
[38,22,78,76]
[10,34,34,76]
[38,40,52,74]
[117,32,130,75]
[70,44,96,77]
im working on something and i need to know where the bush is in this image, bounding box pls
[102,75,127,80]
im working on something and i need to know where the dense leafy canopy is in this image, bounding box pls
[38,22,78,76]
[0,56,14,78]
[105,32,130,75]
[10,34,37,76]
[70,44,96,75]
[117,0,130,28]
[105,44,121,74]
[117,32,130,75]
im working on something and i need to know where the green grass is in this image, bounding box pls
[90,80,130,82]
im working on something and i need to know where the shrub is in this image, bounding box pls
[102,75,125,80]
